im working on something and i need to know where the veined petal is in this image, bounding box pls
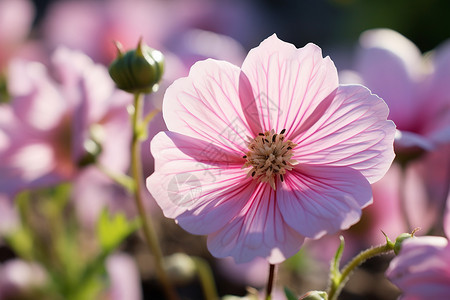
[163,59,255,153]
[147,131,251,234]
[293,85,395,183]
[241,34,339,135]
[207,183,305,264]
[278,165,372,238]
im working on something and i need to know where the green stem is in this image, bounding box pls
[131,93,178,300]
[265,264,276,300]
[192,257,219,300]
[327,243,394,300]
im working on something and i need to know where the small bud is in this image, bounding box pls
[299,291,328,300]
[394,228,420,255]
[109,38,164,94]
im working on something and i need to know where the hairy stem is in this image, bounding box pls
[327,243,394,300]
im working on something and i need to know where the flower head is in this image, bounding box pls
[147,34,395,263]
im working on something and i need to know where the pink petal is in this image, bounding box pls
[0,0,34,45]
[278,165,372,238]
[240,34,339,135]
[147,131,252,234]
[394,129,434,151]
[162,58,255,153]
[293,85,395,183]
[207,183,305,264]
[8,59,65,132]
[386,236,450,299]
[106,254,142,300]
[356,29,423,131]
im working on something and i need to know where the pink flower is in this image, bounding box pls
[0,47,132,195]
[147,34,395,263]
[386,197,450,299]
[352,28,450,153]
[386,236,450,299]
[0,259,47,299]
[104,253,142,300]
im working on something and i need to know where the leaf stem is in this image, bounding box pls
[327,242,394,300]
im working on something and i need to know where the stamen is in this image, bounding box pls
[242,129,297,190]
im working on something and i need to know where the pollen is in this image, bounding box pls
[242,129,297,190]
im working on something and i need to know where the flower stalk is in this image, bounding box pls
[327,236,395,300]
[131,92,178,300]
[265,264,276,300]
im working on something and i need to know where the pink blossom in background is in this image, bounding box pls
[147,34,396,263]
[0,47,132,196]
[352,28,450,153]
[41,0,248,66]
[105,253,142,300]
[343,29,450,233]
[386,236,450,299]
[0,259,47,299]
[386,196,450,299]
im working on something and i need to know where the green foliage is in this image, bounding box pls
[97,209,140,253]
[3,184,139,300]
[284,286,298,300]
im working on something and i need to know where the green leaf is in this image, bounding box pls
[5,227,34,259]
[97,209,140,253]
[284,286,298,300]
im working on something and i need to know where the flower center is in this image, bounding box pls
[242,129,297,190]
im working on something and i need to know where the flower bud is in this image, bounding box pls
[299,291,328,300]
[394,228,420,255]
[109,39,164,94]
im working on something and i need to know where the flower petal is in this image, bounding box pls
[162,58,255,153]
[278,165,372,238]
[293,84,395,183]
[241,34,339,135]
[207,183,305,264]
[386,236,450,299]
[356,28,423,131]
[147,131,251,234]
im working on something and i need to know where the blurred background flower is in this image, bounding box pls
[1,0,449,299]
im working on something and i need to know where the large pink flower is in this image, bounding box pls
[147,34,395,263]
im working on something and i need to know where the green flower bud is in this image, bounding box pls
[394,228,420,255]
[109,39,164,94]
[299,291,328,300]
